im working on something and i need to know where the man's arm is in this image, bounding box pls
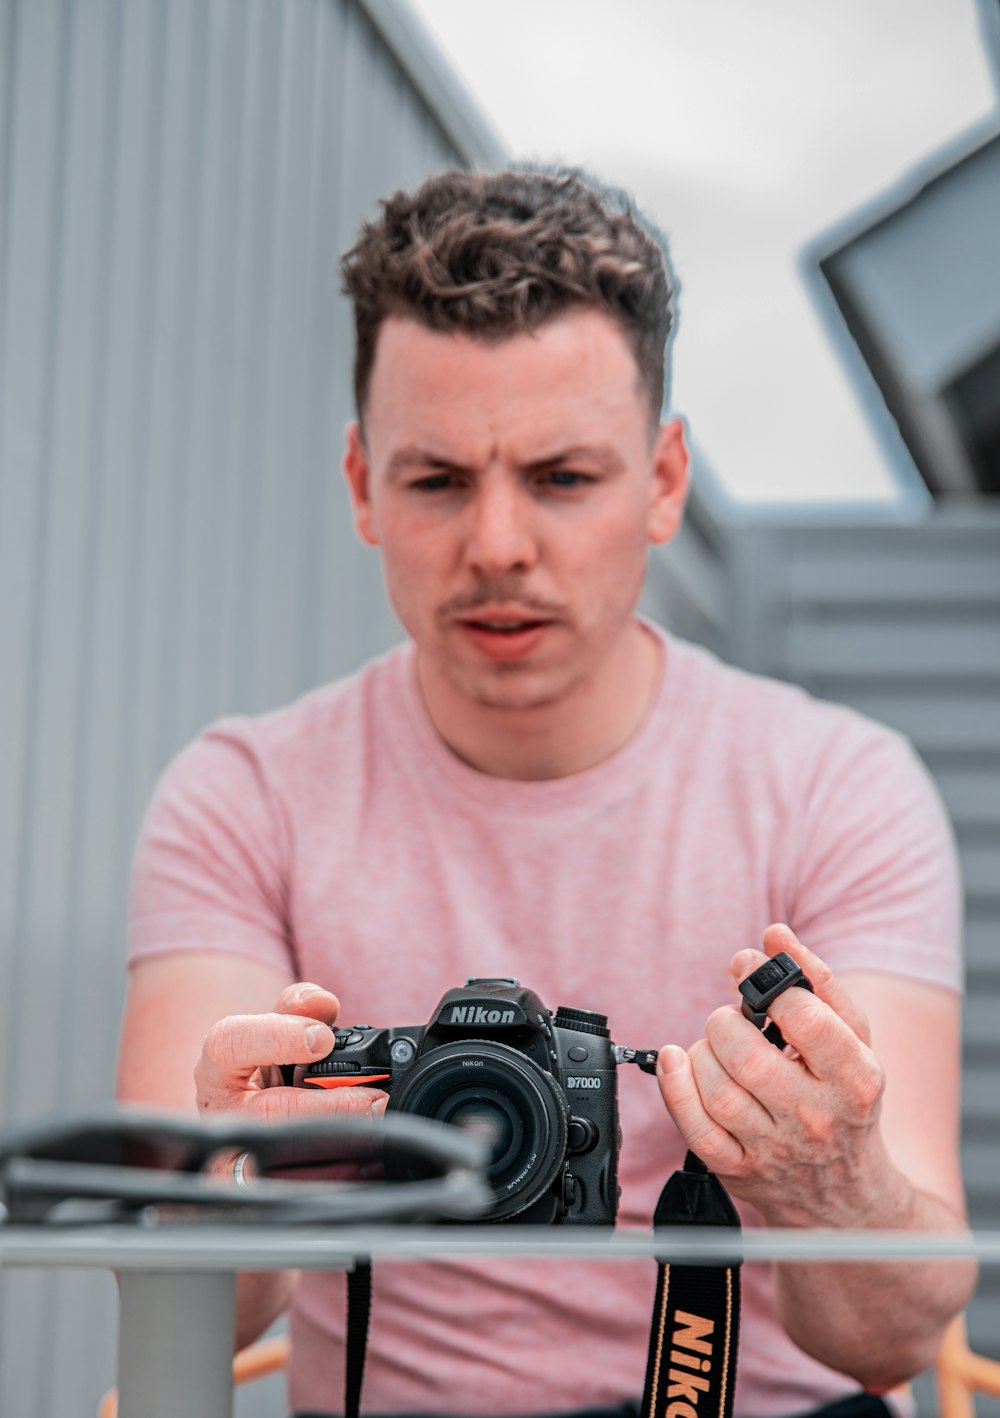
[117,952,387,1351]
[656,925,976,1394]
[118,952,295,1114]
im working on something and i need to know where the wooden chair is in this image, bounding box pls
[97,1332,290,1417]
[935,1314,1000,1417]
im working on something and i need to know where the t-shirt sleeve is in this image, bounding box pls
[787,715,963,993]
[127,719,296,975]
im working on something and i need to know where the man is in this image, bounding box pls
[118,167,974,1417]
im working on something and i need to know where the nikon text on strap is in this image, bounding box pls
[641,1151,741,1418]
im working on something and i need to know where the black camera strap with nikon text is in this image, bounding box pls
[640,1150,742,1418]
[638,951,814,1418]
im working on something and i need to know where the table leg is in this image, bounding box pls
[117,1269,237,1418]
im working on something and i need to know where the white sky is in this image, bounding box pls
[410,0,997,502]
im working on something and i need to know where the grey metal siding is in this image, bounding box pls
[776,517,1000,1374]
[0,1,496,1412]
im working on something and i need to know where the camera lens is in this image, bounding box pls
[444,1093,519,1164]
[386,1040,569,1219]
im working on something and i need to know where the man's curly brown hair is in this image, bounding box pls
[341,166,677,426]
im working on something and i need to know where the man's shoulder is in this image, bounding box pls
[180,640,411,777]
[656,626,910,768]
[252,640,409,742]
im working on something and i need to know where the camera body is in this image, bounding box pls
[295,978,621,1224]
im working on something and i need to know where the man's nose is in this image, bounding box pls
[465,482,538,575]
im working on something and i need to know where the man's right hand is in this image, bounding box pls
[119,957,376,1342]
[194,982,389,1179]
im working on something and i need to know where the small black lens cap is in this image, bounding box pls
[739,950,814,1035]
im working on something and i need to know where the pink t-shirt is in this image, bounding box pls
[128,622,961,1417]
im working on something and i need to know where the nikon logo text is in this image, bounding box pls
[664,1310,714,1417]
[449,1005,516,1026]
[567,1076,601,1089]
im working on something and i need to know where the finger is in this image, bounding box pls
[197,1011,336,1094]
[688,1025,778,1142]
[258,985,341,1093]
[249,1080,389,1130]
[761,925,871,1045]
[272,982,341,1025]
[729,946,769,990]
[656,1044,746,1174]
[266,1162,364,1183]
[755,975,872,1087]
[702,1006,786,1119]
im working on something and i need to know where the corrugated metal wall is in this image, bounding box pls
[653,499,1000,1413]
[0,1,498,1412]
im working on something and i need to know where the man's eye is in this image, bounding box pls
[544,471,592,489]
[411,474,457,492]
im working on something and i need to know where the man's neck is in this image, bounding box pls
[415,620,663,782]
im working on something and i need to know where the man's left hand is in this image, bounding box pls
[656,923,892,1226]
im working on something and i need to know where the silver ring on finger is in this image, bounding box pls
[232,1150,255,1189]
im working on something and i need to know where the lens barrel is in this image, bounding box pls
[385,1039,569,1220]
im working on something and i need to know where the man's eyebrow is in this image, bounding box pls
[383,442,626,479]
[522,443,624,473]
[384,446,463,480]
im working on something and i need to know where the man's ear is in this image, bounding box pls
[343,422,380,547]
[647,417,690,546]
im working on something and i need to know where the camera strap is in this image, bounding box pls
[341,1175,741,1418]
[639,952,814,1418]
[346,1259,372,1418]
[641,1150,741,1418]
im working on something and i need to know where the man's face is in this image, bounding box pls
[343,309,688,720]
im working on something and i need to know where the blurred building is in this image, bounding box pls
[816,126,1000,498]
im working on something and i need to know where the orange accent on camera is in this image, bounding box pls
[303,1073,392,1089]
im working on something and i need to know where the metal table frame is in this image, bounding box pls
[0,1224,994,1418]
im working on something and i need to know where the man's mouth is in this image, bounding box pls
[455,614,555,661]
[466,618,547,634]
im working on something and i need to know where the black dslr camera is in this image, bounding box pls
[286,978,623,1224]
